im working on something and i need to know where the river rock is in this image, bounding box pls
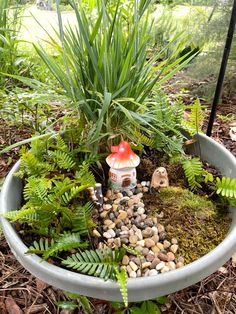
[144,238,155,248]
[170,244,178,254]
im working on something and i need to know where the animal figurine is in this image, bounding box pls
[106,141,140,190]
[151,167,169,189]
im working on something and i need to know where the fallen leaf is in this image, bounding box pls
[5,296,23,314]
[36,278,48,292]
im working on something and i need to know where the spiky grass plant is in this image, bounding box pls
[32,0,193,152]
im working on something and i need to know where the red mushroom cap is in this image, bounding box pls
[106,141,140,169]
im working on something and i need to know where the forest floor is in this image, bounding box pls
[0,91,236,313]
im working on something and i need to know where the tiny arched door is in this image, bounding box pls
[122,178,131,188]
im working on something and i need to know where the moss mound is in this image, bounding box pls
[143,187,231,264]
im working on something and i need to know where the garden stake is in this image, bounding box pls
[207,0,236,136]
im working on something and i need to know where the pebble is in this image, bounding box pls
[151,226,158,235]
[157,224,165,233]
[142,227,153,238]
[151,246,160,254]
[171,238,178,244]
[144,238,155,248]
[149,269,158,276]
[176,262,184,268]
[146,253,155,262]
[142,262,152,269]
[104,219,113,226]
[142,248,149,255]
[156,242,164,250]
[103,204,112,210]
[151,235,159,244]
[170,244,178,254]
[92,229,101,237]
[118,211,128,220]
[163,240,171,249]
[150,258,161,269]
[100,211,108,218]
[161,266,170,273]
[135,229,143,240]
[113,204,119,211]
[103,232,112,239]
[159,232,166,241]
[129,235,138,244]
[156,261,165,271]
[137,240,145,247]
[107,223,116,229]
[143,187,149,192]
[158,252,168,262]
[114,198,121,205]
[129,261,138,272]
[167,252,175,262]
[168,261,176,270]
[129,271,137,278]
[137,207,145,215]
[122,255,129,265]
[107,229,116,238]
[141,181,147,187]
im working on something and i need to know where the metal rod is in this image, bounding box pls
[206,0,236,137]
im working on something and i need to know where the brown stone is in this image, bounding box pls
[118,211,128,220]
[158,252,168,262]
[144,238,155,248]
[166,252,175,262]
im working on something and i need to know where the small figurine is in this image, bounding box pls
[151,167,169,189]
[87,183,103,207]
[106,141,140,190]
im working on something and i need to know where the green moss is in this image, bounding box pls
[143,187,231,264]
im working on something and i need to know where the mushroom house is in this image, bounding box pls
[106,141,140,190]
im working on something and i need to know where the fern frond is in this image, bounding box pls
[182,157,203,189]
[216,177,236,198]
[62,248,125,281]
[182,99,204,135]
[133,131,155,148]
[23,178,52,202]
[115,268,128,307]
[72,203,95,235]
[49,150,76,171]
[75,162,96,187]
[27,238,52,255]
[43,232,88,259]
[2,207,36,221]
[19,151,54,177]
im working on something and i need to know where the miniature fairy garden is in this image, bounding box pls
[2,130,233,304]
[1,0,236,306]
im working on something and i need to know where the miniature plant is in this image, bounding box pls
[28,0,194,153]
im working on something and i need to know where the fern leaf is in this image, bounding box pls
[182,157,203,189]
[75,162,96,187]
[115,268,128,307]
[2,207,36,221]
[62,248,124,281]
[72,203,95,235]
[43,232,88,259]
[133,131,155,148]
[27,238,51,255]
[182,99,204,135]
[216,177,236,198]
[50,150,76,170]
